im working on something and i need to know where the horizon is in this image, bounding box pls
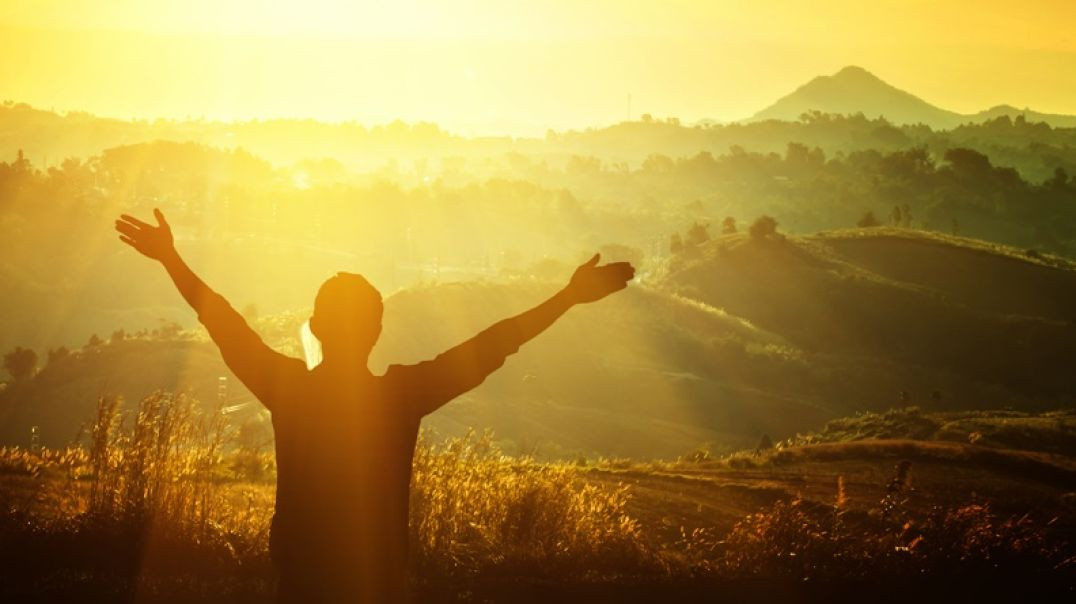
[1,63,1069,139]
[2,0,1075,137]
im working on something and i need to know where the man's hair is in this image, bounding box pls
[313,272,384,325]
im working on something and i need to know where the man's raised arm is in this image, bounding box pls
[115,209,303,407]
[390,254,635,416]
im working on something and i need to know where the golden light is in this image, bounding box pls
[1,1,1074,134]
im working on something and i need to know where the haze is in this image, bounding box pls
[2,0,1075,136]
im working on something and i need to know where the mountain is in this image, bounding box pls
[748,66,1076,129]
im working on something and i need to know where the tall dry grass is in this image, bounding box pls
[0,393,1071,599]
[1,393,655,589]
[410,430,654,578]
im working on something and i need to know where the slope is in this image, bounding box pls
[749,66,964,128]
[659,228,1076,407]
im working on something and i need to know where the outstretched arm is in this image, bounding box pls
[115,210,304,408]
[116,209,216,316]
[391,254,635,416]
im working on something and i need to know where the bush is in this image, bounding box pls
[857,211,881,227]
[749,215,779,239]
[3,346,37,382]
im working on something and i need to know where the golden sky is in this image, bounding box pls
[1,0,1074,135]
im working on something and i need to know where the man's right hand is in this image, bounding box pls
[564,253,635,304]
[115,208,176,261]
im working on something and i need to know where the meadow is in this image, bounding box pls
[1,394,1071,602]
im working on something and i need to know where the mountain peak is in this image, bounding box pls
[831,65,880,81]
[748,66,963,128]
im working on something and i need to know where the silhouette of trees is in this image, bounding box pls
[12,149,32,175]
[46,347,70,367]
[3,116,1076,360]
[749,216,779,240]
[685,222,710,246]
[3,346,37,382]
[669,233,683,254]
[858,211,881,228]
[756,434,774,453]
[157,321,182,340]
[1048,167,1069,191]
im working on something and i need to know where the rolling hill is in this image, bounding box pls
[660,228,1076,405]
[0,283,835,458]
[4,230,1076,458]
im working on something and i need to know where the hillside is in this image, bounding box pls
[0,283,837,457]
[749,66,1076,130]
[7,230,1076,457]
[659,228,1076,407]
[972,105,1076,129]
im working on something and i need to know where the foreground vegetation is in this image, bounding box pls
[0,394,1072,601]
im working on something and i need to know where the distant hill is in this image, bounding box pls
[970,104,1076,129]
[660,228,1076,407]
[0,283,838,458]
[5,230,1076,458]
[748,66,1076,129]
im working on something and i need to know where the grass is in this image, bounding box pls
[777,407,1076,456]
[0,394,1073,601]
[812,227,1076,271]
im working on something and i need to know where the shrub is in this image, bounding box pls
[749,215,779,239]
[857,211,881,227]
[3,346,38,382]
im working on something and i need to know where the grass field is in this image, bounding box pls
[1,396,1073,602]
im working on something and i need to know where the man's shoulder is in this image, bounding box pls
[380,362,415,381]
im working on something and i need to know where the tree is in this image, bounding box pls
[110,329,126,344]
[721,216,737,234]
[12,149,32,174]
[3,347,38,382]
[756,433,774,454]
[1048,166,1069,191]
[157,320,182,340]
[857,211,881,228]
[749,215,779,239]
[685,222,710,246]
[944,148,993,183]
[890,205,903,226]
[669,233,684,254]
[47,347,70,366]
[87,334,103,348]
[641,153,674,174]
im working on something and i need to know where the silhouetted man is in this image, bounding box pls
[115,209,635,602]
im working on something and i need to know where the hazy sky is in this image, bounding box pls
[2,0,1074,135]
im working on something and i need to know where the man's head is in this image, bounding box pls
[308,272,383,361]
